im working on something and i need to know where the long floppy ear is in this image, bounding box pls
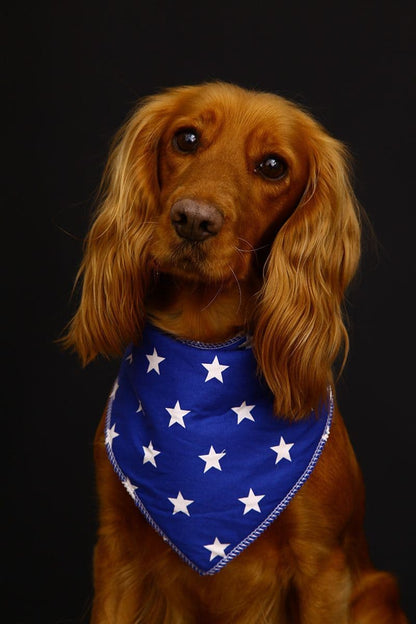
[63,93,174,364]
[253,127,361,419]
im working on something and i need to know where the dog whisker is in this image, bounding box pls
[228,264,242,312]
[200,282,225,312]
[236,238,270,253]
[233,246,245,263]
[237,237,255,251]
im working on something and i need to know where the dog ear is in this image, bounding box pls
[253,130,361,419]
[62,93,174,364]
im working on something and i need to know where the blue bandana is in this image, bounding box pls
[105,324,333,575]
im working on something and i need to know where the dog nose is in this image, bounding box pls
[171,199,224,242]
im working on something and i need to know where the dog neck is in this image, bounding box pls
[146,273,258,343]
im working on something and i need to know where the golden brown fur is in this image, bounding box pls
[64,82,407,622]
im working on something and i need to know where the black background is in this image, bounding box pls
[5,1,415,622]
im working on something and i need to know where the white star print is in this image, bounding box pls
[231,401,256,424]
[123,477,138,497]
[238,488,265,514]
[168,491,194,516]
[271,436,294,464]
[146,348,165,374]
[105,423,119,447]
[142,441,161,467]
[136,400,143,413]
[201,356,229,383]
[199,446,226,473]
[109,379,119,400]
[125,353,133,364]
[165,401,190,428]
[204,537,231,561]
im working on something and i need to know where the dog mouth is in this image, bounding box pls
[160,240,211,278]
[174,239,207,261]
[152,234,243,284]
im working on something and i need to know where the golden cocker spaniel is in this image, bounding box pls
[65,82,407,623]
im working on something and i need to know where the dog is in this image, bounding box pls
[64,82,407,623]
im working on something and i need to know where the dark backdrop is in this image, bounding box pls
[5,1,415,622]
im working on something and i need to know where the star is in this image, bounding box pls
[238,488,265,514]
[142,441,161,467]
[204,537,231,561]
[125,353,133,364]
[231,401,256,424]
[146,348,165,374]
[201,356,229,383]
[271,436,294,464]
[109,379,119,400]
[136,400,143,413]
[199,446,226,473]
[123,477,138,498]
[168,491,194,516]
[165,401,190,428]
[105,423,119,447]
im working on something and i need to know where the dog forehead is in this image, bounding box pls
[164,83,308,148]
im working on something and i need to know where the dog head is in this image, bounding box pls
[65,82,361,417]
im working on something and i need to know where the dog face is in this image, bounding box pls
[151,85,310,284]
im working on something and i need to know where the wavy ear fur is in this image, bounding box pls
[63,93,175,364]
[253,126,361,419]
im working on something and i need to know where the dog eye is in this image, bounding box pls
[255,155,287,180]
[173,128,199,153]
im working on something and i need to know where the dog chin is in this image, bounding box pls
[157,259,237,286]
[161,260,225,283]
